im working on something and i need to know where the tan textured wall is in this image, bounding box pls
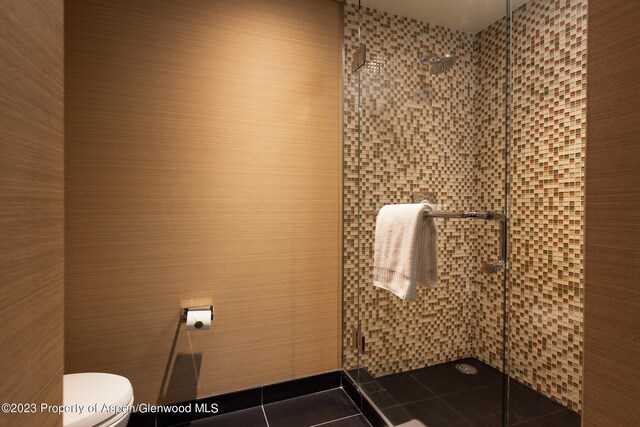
[0,0,64,425]
[584,0,640,425]
[65,0,343,404]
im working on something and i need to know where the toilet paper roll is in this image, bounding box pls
[186,308,211,331]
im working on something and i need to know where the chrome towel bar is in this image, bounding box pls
[422,210,501,220]
[370,208,507,274]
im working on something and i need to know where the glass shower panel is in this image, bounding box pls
[343,0,510,425]
[342,0,366,390]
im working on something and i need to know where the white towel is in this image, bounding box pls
[373,202,438,301]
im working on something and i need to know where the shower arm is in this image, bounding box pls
[422,210,506,274]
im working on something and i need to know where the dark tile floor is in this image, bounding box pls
[360,358,581,427]
[173,389,372,427]
[169,359,580,427]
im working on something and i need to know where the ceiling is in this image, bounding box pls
[354,0,530,34]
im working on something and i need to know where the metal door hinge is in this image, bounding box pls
[352,44,367,72]
[351,327,366,353]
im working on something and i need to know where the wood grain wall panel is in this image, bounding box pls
[0,0,64,425]
[64,0,343,404]
[584,1,640,425]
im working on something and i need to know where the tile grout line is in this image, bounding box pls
[409,372,504,399]
[385,373,473,426]
[365,393,438,411]
[413,376,571,427]
[309,414,362,427]
[339,384,379,427]
[510,408,569,426]
[362,373,492,415]
[261,405,271,427]
[368,372,498,411]
[339,385,362,412]
[431,392,476,427]
[406,371,487,427]
[263,387,368,427]
[263,387,343,408]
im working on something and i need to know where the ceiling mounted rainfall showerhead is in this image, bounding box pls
[421,52,457,75]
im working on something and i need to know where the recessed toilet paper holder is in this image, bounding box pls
[180,305,214,322]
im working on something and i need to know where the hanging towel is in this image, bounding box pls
[373,201,438,301]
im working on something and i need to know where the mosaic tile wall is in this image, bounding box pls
[342,1,484,376]
[507,0,586,411]
[473,0,586,412]
[342,0,586,413]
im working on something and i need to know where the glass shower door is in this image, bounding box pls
[343,0,511,425]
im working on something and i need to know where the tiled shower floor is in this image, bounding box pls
[357,358,580,427]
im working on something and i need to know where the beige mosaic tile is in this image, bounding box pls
[474,0,586,412]
[506,0,586,412]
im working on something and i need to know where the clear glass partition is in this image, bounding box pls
[343,0,584,426]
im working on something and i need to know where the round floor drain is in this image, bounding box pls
[455,363,478,375]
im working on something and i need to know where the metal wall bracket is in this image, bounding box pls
[352,44,367,72]
[180,305,214,322]
[351,327,366,353]
[483,212,507,274]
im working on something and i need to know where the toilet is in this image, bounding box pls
[63,373,134,427]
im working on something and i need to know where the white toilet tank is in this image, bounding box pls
[63,373,134,427]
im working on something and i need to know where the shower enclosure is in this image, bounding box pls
[342,0,586,425]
